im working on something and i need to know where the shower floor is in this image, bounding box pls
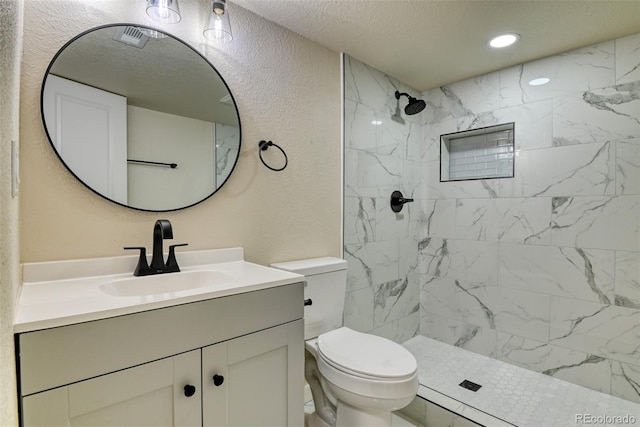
[402,336,640,427]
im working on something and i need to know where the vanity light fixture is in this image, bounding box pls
[203,0,233,43]
[489,33,519,48]
[146,0,181,24]
[529,77,550,86]
[371,120,383,125]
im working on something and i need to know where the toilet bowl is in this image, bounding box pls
[271,257,418,427]
[307,328,418,427]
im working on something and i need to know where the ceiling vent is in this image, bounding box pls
[112,26,149,49]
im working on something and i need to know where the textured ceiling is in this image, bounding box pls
[233,0,640,91]
[49,25,238,125]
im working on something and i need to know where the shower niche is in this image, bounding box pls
[440,123,514,182]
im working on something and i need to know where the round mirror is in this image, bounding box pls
[41,24,241,212]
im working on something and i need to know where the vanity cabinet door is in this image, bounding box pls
[22,350,201,427]
[202,320,304,427]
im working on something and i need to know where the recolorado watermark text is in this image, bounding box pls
[575,413,637,425]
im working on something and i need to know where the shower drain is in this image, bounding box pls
[459,379,482,392]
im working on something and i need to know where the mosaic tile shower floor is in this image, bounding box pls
[403,336,640,427]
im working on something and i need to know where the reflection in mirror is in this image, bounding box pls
[41,24,241,211]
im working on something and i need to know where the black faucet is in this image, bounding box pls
[151,219,172,271]
[124,219,188,276]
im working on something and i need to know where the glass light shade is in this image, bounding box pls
[203,2,233,42]
[146,0,181,24]
[138,27,168,39]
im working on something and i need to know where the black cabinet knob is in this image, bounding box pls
[184,384,196,397]
[213,374,224,386]
[304,298,313,306]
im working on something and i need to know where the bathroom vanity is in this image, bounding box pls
[14,248,304,427]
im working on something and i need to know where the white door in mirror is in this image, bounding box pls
[43,75,128,204]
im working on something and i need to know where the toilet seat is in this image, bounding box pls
[311,328,418,402]
[317,327,417,380]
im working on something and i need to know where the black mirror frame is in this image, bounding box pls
[40,23,242,212]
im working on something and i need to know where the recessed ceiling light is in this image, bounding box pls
[489,33,519,48]
[371,120,383,125]
[529,77,550,86]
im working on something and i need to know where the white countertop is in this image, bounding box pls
[15,248,304,333]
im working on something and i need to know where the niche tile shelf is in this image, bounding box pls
[440,123,515,182]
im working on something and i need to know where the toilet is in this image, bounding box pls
[271,257,418,427]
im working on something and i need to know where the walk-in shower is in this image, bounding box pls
[343,31,640,424]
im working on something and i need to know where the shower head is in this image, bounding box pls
[405,97,426,115]
[395,91,426,116]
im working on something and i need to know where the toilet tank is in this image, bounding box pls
[271,257,347,340]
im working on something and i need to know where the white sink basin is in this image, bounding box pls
[100,270,233,297]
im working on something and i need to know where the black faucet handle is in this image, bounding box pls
[166,243,189,272]
[124,246,150,276]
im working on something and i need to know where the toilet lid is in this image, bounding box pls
[317,327,417,379]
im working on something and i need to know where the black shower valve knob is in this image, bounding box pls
[390,190,414,212]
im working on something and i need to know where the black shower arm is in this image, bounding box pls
[395,91,415,101]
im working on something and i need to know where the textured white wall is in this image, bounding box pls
[20,0,341,265]
[0,0,23,425]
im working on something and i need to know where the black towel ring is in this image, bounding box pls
[258,140,288,172]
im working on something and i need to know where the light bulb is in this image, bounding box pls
[489,33,519,48]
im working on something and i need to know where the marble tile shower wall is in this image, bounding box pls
[343,55,425,344]
[418,32,640,404]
